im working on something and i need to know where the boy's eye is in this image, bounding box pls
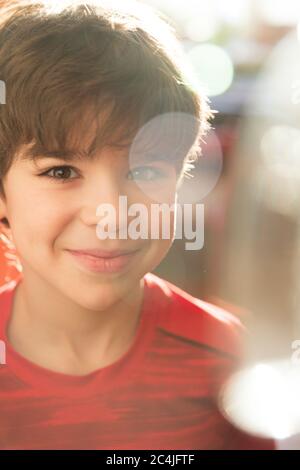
[39,165,79,182]
[127,166,165,181]
[37,165,167,183]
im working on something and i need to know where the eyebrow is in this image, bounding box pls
[22,146,176,164]
[22,148,96,162]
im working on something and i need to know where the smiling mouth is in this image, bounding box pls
[65,248,140,273]
[66,248,139,258]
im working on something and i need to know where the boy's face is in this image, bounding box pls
[0,128,179,311]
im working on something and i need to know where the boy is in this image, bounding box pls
[0,0,275,449]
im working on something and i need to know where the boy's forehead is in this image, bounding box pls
[15,138,186,175]
[18,116,134,163]
[18,140,132,163]
[17,102,137,162]
[14,105,197,167]
[16,116,175,164]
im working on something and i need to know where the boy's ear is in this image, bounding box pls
[0,202,13,249]
[0,188,10,229]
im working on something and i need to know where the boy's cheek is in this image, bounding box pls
[7,205,66,260]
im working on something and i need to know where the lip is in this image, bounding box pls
[66,248,139,273]
[67,248,138,258]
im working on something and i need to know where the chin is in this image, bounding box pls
[73,296,116,312]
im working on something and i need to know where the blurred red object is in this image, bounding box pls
[0,236,21,286]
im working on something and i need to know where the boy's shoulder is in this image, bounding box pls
[144,272,245,359]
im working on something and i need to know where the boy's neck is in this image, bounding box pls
[7,271,145,376]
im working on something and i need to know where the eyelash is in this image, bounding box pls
[38,165,166,182]
[38,165,79,183]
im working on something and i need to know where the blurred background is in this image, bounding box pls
[2,0,300,445]
[144,0,300,363]
[146,0,300,444]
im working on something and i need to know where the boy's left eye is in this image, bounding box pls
[38,165,79,182]
[127,166,165,181]
[37,165,167,183]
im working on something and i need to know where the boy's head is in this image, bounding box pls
[0,0,211,310]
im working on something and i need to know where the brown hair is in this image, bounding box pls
[0,0,212,200]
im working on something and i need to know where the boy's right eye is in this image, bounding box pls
[38,165,79,182]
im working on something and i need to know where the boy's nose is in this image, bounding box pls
[78,176,127,229]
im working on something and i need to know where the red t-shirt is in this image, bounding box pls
[0,272,275,450]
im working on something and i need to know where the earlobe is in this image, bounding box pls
[0,186,13,249]
[0,199,9,228]
[0,214,14,251]
[0,185,9,227]
[0,191,11,236]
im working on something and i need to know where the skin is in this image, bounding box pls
[0,126,180,376]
